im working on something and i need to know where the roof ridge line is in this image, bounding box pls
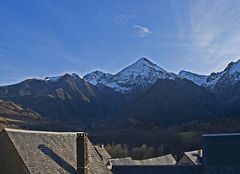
[4,128,84,135]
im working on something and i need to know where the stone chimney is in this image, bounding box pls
[77,133,89,174]
[198,150,202,157]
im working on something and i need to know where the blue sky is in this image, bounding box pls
[1,0,240,85]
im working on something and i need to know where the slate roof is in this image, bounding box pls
[137,154,176,165]
[110,154,176,166]
[94,145,111,159]
[94,145,111,165]
[2,128,112,174]
[203,133,240,137]
[184,150,202,165]
[110,157,135,166]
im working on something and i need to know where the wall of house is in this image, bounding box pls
[0,130,30,174]
[111,165,202,174]
[203,134,240,174]
[177,155,195,165]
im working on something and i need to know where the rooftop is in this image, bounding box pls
[184,150,202,165]
[203,133,240,137]
[3,128,84,134]
[0,128,112,174]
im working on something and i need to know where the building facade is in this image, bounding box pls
[203,133,240,174]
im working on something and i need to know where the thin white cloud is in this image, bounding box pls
[134,25,151,37]
[189,0,240,72]
[171,0,240,74]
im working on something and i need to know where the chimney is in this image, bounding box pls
[77,133,89,174]
[198,150,202,157]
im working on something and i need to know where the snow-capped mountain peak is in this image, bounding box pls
[134,57,166,72]
[83,57,177,93]
[117,57,167,76]
[114,57,172,82]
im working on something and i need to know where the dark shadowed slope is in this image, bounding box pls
[116,79,219,127]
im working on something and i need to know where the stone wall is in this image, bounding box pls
[111,165,202,174]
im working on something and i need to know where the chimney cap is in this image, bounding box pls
[77,133,88,137]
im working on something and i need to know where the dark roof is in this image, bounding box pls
[138,154,176,165]
[110,157,134,165]
[184,150,202,165]
[94,145,112,165]
[94,145,111,159]
[3,128,112,174]
[203,133,240,137]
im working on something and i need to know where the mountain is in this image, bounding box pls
[115,78,219,128]
[179,71,208,86]
[214,80,240,117]
[2,56,240,157]
[83,58,240,93]
[213,60,240,89]
[83,71,113,85]
[213,60,240,116]
[84,57,177,93]
[179,70,224,88]
[179,59,240,90]
[1,57,240,129]
[0,99,42,130]
[179,59,240,120]
[0,73,127,123]
[0,73,94,100]
[0,100,41,119]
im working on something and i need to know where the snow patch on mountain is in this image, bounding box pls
[83,71,113,85]
[179,71,208,86]
[226,60,240,75]
[45,73,80,82]
[45,76,61,82]
[179,70,226,88]
[179,59,240,89]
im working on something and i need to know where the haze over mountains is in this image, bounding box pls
[0,57,240,129]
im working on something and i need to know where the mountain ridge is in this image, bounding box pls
[4,57,239,94]
[0,73,127,123]
[1,57,240,128]
[179,59,240,89]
